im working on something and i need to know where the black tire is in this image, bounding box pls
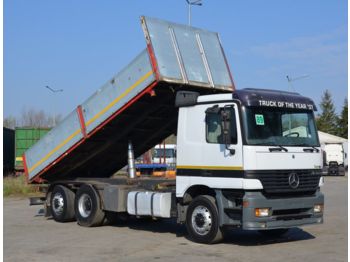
[75,184,105,227]
[258,228,289,237]
[50,185,75,222]
[186,195,223,244]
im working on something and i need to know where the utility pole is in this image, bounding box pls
[186,0,202,26]
[45,86,63,126]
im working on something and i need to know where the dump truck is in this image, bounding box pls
[24,17,324,244]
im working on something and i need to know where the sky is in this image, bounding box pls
[4,0,348,119]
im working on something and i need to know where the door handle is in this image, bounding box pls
[226,146,235,155]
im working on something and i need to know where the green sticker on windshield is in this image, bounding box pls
[255,114,265,125]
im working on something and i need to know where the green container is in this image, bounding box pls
[15,127,50,171]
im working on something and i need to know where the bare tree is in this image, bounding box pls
[47,114,62,127]
[20,108,45,127]
[4,108,63,129]
[15,108,62,128]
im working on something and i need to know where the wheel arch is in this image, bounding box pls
[182,185,216,204]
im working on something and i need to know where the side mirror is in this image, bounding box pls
[221,108,235,155]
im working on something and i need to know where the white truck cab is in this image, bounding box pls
[174,89,324,243]
[324,143,344,166]
[323,143,345,176]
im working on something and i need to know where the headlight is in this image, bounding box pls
[255,208,270,217]
[314,204,324,213]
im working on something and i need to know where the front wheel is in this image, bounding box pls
[75,184,105,227]
[186,195,223,244]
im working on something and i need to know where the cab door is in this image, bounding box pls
[176,102,244,197]
[202,102,243,174]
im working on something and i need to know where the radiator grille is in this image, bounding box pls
[245,170,321,194]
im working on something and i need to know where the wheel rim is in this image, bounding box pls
[191,205,212,236]
[52,192,64,215]
[78,193,92,218]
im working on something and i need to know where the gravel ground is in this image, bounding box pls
[4,176,347,262]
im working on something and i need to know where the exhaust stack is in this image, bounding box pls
[127,141,136,179]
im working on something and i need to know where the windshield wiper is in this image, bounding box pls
[294,143,320,152]
[269,145,288,152]
[302,146,320,153]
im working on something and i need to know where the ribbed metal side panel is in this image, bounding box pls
[141,16,234,91]
[26,51,155,182]
[26,111,83,180]
[82,50,155,134]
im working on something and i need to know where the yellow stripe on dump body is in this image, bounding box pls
[28,70,154,175]
[176,165,243,171]
[28,129,81,173]
[86,70,153,126]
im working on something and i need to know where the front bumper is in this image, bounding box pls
[242,190,324,230]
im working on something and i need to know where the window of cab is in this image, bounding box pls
[205,106,237,144]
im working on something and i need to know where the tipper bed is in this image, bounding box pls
[24,16,235,183]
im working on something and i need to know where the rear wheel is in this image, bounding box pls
[50,185,75,222]
[186,195,223,244]
[75,185,105,227]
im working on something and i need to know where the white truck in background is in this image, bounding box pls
[323,143,346,176]
[153,144,176,167]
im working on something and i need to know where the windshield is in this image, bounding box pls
[153,149,175,158]
[243,107,319,146]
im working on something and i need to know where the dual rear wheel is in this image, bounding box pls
[50,184,105,227]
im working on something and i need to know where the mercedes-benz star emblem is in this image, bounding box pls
[288,173,300,189]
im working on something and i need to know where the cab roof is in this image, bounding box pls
[232,88,317,111]
[176,89,317,111]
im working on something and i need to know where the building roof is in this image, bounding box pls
[318,131,347,144]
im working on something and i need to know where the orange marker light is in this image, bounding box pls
[255,208,270,217]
